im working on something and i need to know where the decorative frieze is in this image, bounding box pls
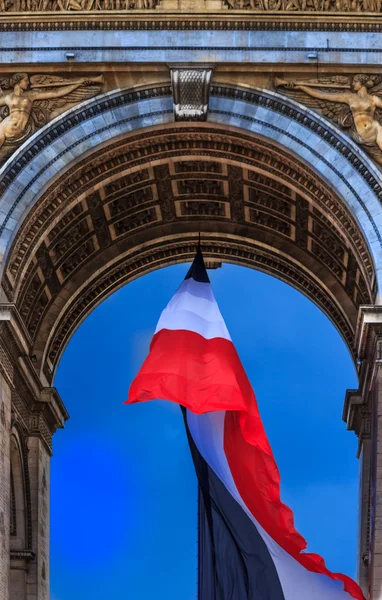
[0,0,380,11]
[0,0,159,9]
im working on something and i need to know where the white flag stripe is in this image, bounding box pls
[186,410,353,600]
[155,279,231,341]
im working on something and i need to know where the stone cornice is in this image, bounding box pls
[354,305,382,360]
[39,387,69,429]
[0,12,382,32]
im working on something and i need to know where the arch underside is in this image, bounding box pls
[2,123,375,381]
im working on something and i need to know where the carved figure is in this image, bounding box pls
[275,75,382,165]
[0,73,103,162]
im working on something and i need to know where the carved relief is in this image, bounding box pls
[225,0,382,9]
[0,0,159,10]
[246,187,292,217]
[176,199,228,218]
[310,240,345,281]
[174,161,222,174]
[58,238,97,280]
[275,75,382,166]
[246,207,292,237]
[311,219,346,263]
[111,206,161,238]
[104,169,150,196]
[50,218,91,265]
[107,187,154,217]
[176,179,225,196]
[0,73,103,162]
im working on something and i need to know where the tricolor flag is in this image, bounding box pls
[126,247,365,600]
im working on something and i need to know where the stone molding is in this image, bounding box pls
[0,0,381,12]
[1,14,382,32]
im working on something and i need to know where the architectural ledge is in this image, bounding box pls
[343,389,363,433]
[0,303,33,356]
[343,388,371,458]
[39,387,70,431]
[354,305,382,361]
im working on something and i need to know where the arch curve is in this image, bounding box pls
[0,83,381,380]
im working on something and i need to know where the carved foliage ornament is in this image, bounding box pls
[0,73,103,163]
[275,74,382,166]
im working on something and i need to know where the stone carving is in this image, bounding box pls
[0,73,103,162]
[0,0,380,9]
[275,75,382,165]
[180,200,226,217]
[225,0,381,9]
[177,179,224,195]
[170,68,213,121]
[0,0,159,10]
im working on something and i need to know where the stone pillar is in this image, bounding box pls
[26,437,50,600]
[370,365,382,600]
[0,305,68,600]
[0,366,12,600]
[358,439,372,594]
[24,388,68,600]
[346,306,382,599]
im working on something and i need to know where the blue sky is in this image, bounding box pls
[51,263,359,600]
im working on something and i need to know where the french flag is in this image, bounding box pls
[127,247,365,600]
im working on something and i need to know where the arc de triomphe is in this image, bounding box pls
[0,3,382,598]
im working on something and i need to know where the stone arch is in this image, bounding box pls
[0,83,381,383]
[0,81,380,599]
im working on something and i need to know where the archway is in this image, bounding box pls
[50,264,359,599]
[0,83,380,599]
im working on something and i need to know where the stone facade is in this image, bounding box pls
[0,8,381,600]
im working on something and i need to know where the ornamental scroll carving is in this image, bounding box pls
[275,75,382,166]
[0,73,103,163]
